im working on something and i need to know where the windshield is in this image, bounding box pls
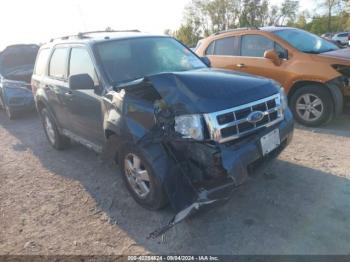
[273,29,339,54]
[95,37,207,84]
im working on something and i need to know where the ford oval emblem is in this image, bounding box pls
[247,111,265,124]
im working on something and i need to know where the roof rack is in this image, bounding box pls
[77,29,140,38]
[214,27,260,35]
[50,29,141,42]
[49,34,82,43]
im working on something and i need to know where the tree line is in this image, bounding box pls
[167,0,350,47]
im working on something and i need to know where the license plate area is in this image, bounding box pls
[260,129,281,156]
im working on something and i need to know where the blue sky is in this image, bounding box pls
[0,0,318,50]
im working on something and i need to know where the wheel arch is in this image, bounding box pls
[36,99,46,113]
[103,127,131,165]
[288,81,327,101]
[35,97,62,130]
[288,80,343,116]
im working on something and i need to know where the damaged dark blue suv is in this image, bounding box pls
[32,31,293,232]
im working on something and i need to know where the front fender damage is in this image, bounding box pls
[138,133,236,239]
[117,75,239,238]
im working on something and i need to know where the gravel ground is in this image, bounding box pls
[0,110,350,255]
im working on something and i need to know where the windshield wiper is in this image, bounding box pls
[320,48,338,53]
[303,50,320,54]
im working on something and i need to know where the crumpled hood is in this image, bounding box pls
[147,68,280,114]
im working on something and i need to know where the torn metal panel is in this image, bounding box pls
[148,199,223,240]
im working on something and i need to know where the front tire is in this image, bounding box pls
[290,85,334,127]
[119,144,168,210]
[40,108,70,150]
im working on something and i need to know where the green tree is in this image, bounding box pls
[184,0,240,35]
[205,0,241,32]
[323,0,344,32]
[174,24,201,47]
[239,0,269,27]
[288,10,310,29]
[279,0,299,25]
[266,5,280,26]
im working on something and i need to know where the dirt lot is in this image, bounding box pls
[0,110,350,255]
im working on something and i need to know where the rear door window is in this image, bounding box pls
[241,35,274,57]
[214,37,239,56]
[205,37,239,56]
[34,49,50,76]
[49,48,69,79]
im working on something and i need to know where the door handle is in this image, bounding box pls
[236,63,246,68]
[64,91,73,96]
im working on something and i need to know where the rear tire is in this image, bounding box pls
[0,95,16,120]
[5,105,17,120]
[119,144,168,210]
[40,108,70,150]
[0,95,4,110]
[290,85,333,127]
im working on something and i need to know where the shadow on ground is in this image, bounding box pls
[1,111,350,254]
[296,113,350,138]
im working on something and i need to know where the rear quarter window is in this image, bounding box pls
[214,37,239,56]
[205,41,215,55]
[34,49,50,76]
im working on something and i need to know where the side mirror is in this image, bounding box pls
[200,56,211,67]
[264,49,282,66]
[69,74,94,90]
[277,49,288,60]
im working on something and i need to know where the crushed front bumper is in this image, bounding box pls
[174,108,293,207]
[149,109,294,238]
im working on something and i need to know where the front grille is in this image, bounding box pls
[204,94,284,143]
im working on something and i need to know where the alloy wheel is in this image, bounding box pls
[44,115,56,145]
[124,153,151,199]
[296,93,324,122]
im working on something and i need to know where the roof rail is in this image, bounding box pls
[49,29,141,43]
[49,34,82,43]
[77,29,140,37]
[214,27,259,35]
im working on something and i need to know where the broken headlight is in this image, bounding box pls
[174,114,204,140]
[279,87,288,111]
